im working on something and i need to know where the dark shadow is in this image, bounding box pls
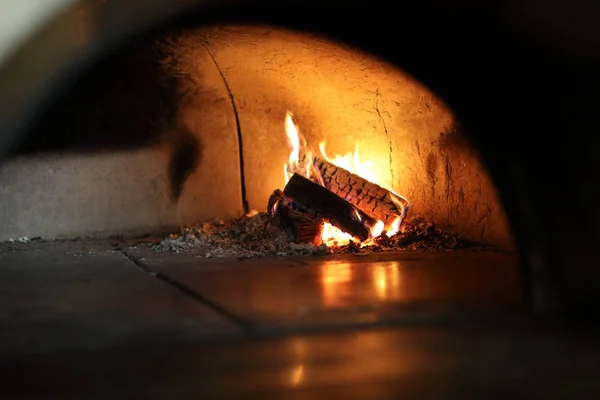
[12,36,179,155]
[11,34,205,201]
[168,128,201,199]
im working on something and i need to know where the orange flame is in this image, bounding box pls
[319,141,379,185]
[283,111,300,185]
[318,142,396,245]
[283,111,408,246]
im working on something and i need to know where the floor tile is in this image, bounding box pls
[128,248,522,329]
[0,242,240,356]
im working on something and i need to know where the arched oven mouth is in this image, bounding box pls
[0,19,523,340]
[4,23,513,256]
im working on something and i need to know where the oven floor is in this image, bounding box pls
[0,241,598,398]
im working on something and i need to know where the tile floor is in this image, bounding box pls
[1,241,597,398]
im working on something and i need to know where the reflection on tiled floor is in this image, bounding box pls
[3,321,600,398]
[10,241,592,398]
[126,247,522,329]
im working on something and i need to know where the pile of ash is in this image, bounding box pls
[151,211,469,259]
[152,211,329,259]
[342,217,465,254]
[153,212,468,259]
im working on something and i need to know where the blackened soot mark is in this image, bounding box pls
[169,130,200,199]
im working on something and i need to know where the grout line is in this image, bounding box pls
[121,250,256,332]
[201,43,249,214]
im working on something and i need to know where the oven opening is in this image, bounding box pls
[0,23,521,323]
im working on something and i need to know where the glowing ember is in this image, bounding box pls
[283,111,406,246]
[387,215,402,237]
[370,220,385,238]
[321,222,354,247]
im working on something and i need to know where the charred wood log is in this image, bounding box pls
[291,150,409,226]
[267,189,285,217]
[267,189,324,245]
[281,173,377,241]
[279,206,324,246]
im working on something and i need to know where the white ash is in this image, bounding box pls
[152,211,331,259]
[151,211,471,259]
[8,237,31,243]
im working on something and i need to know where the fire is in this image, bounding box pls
[283,112,300,185]
[283,111,405,246]
[319,142,379,186]
[321,222,354,247]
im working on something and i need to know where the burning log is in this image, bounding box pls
[291,150,409,227]
[268,189,324,245]
[279,206,324,246]
[268,174,377,242]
